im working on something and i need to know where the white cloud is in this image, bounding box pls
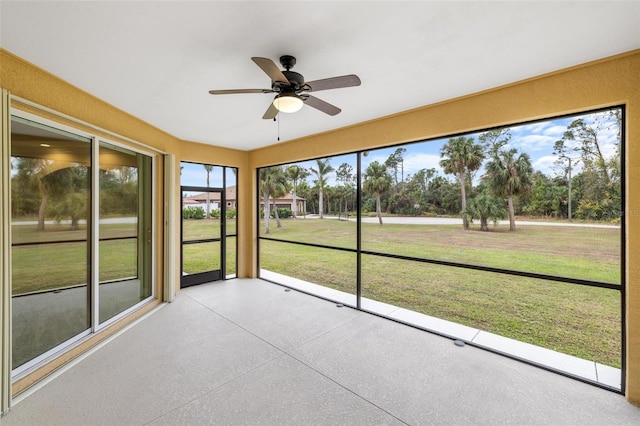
[512,134,557,152]
[513,121,550,135]
[533,155,562,176]
[403,152,442,176]
[542,125,567,137]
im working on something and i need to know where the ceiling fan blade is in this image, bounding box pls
[252,57,289,83]
[209,89,273,95]
[305,74,361,92]
[262,102,279,120]
[303,95,341,116]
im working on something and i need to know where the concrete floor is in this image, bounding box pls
[3,278,640,425]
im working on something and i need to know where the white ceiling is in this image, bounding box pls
[2,1,639,151]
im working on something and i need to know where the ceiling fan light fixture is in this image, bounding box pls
[273,94,303,113]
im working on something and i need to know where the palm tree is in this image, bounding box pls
[271,170,288,229]
[285,165,309,218]
[203,164,213,218]
[259,166,286,234]
[439,136,485,230]
[310,159,334,219]
[26,158,54,231]
[336,162,355,214]
[51,190,88,230]
[485,148,533,231]
[466,192,507,231]
[363,161,392,225]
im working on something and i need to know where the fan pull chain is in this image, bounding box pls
[275,116,280,141]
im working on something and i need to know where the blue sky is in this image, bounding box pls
[180,162,235,190]
[181,109,620,188]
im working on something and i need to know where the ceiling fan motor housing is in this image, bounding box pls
[271,55,305,92]
[278,71,305,91]
[279,55,296,70]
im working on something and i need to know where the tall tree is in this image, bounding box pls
[363,161,392,225]
[203,164,213,218]
[479,128,511,154]
[285,165,309,218]
[524,173,565,219]
[336,162,355,213]
[295,180,313,215]
[384,147,407,191]
[47,165,89,230]
[11,157,42,218]
[554,111,621,221]
[271,169,288,229]
[485,148,533,231]
[411,168,437,193]
[259,166,286,234]
[439,136,485,230]
[478,127,511,188]
[552,140,581,221]
[557,113,617,185]
[310,159,334,219]
[18,158,55,231]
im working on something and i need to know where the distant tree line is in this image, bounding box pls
[11,160,138,230]
[259,109,621,232]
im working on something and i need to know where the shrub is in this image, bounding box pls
[183,206,205,219]
[274,208,292,219]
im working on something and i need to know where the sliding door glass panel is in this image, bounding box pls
[98,142,152,323]
[10,117,91,370]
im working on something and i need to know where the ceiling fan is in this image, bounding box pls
[208,55,361,119]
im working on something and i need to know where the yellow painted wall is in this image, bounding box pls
[0,49,252,393]
[2,47,639,403]
[248,50,640,403]
[0,48,254,283]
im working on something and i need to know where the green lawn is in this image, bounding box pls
[181,219,236,275]
[11,219,236,295]
[10,217,621,367]
[260,218,622,367]
[12,222,138,294]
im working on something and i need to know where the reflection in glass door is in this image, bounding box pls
[181,186,224,287]
[10,114,156,376]
[98,142,153,323]
[10,116,91,372]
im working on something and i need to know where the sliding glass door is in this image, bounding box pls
[98,143,153,323]
[10,117,92,371]
[10,114,155,375]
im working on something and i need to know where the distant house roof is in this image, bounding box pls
[182,198,200,205]
[182,185,304,204]
[182,185,237,203]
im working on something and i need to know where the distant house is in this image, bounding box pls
[182,185,237,211]
[260,192,306,215]
[182,186,306,214]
